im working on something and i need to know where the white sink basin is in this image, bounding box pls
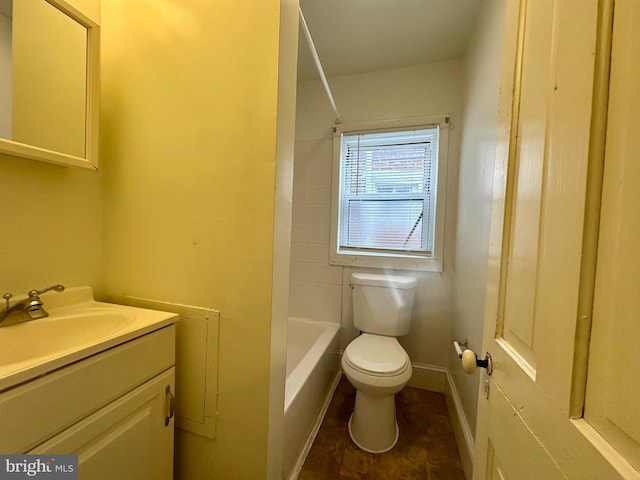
[0,309,131,365]
[0,286,177,391]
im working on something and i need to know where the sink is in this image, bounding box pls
[0,309,132,365]
[0,286,177,391]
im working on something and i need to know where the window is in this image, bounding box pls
[330,118,448,271]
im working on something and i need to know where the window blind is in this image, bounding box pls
[338,127,438,255]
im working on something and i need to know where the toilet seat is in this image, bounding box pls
[344,334,409,377]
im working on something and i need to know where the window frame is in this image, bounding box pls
[329,116,449,272]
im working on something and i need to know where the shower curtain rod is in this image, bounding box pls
[298,6,343,125]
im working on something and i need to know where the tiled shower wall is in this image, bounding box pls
[289,138,343,324]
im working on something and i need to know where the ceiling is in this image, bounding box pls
[297,0,483,82]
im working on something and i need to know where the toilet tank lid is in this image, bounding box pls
[351,273,417,289]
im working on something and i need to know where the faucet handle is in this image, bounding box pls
[3,293,12,309]
[27,284,65,298]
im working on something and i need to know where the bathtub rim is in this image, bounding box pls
[284,316,340,414]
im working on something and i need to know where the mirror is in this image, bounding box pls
[0,0,99,169]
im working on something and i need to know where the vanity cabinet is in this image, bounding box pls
[31,369,174,479]
[0,325,175,480]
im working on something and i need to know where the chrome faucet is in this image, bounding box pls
[1,284,65,327]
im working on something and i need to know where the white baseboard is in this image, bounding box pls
[444,371,475,480]
[287,370,342,480]
[408,362,447,392]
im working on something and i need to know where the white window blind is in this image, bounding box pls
[338,127,439,256]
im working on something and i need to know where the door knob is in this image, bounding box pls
[462,349,493,375]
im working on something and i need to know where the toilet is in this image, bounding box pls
[341,272,417,453]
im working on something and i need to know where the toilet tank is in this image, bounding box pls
[351,273,417,336]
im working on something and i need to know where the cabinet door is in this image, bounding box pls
[30,368,175,480]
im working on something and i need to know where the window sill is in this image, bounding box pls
[329,251,442,272]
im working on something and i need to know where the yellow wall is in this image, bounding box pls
[0,153,103,296]
[101,1,282,478]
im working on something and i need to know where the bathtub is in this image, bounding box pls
[283,317,340,479]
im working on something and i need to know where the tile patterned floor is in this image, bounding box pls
[298,376,466,480]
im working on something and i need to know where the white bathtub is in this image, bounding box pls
[283,317,340,479]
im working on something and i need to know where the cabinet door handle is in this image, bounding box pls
[165,385,175,427]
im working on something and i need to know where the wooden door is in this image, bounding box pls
[472,0,635,478]
[582,0,640,476]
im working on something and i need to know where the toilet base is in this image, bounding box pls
[347,390,399,453]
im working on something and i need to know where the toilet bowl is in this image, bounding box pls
[341,333,412,453]
[342,272,417,453]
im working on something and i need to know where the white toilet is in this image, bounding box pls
[341,272,417,453]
